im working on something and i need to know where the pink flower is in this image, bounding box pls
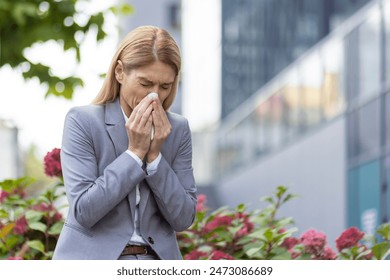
[318,246,336,260]
[300,229,327,256]
[210,250,235,260]
[0,190,9,203]
[184,250,208,260]
[7,256,23,260]
[233,213,254,238]
[204,215,233,233]
[196,194,207,212]
[53,212,63,222]
[44,148,62,178]
[13,216,28,235]
[32,202,53,212]
[281,237,300,250]
[335,227,365,252]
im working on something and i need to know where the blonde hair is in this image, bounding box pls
[92,25,181,110]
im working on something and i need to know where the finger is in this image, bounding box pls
[155,102,169,124]
[130,95,154,122]
[138,103,154,127]
[151,102,164,127]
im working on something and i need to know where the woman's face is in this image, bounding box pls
[116,60,176,117]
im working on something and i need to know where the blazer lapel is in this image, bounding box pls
[105,98,128,157]
[105,98,136,217]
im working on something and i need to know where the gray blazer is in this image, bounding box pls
[52,98,197,260]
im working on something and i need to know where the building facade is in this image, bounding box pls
[211,0,390,243]
[221,0,371,118]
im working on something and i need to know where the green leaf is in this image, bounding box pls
[236,203,246,213]
[213,229,233,242]
[376,223,390,241]
[275,217,295,228]
[270,248,291,260]
[25,210,44,222]
[246,247,261,257]
[282,194,299,204]
[195,211,206,223]
[261,196,274,204]
[0,209,9,219]
[27,240,45,253]
[28,222,47,233]
[0,223,15,240]
[227,226,241,236]
[276,186,287,199]
[263,228,274,242]
[371,242,390,260]
[48,222,64,235]
[236,235,254,245]
[0,177,34,191]
[110,4,134,15]
[5,235,21,249]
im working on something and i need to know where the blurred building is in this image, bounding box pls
[182,0,390,244]
[0,119,21,180]
[119,0,182,114]
[183,0,371,128]
[221,0,371,119]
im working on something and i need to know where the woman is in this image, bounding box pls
[53,26,197,260]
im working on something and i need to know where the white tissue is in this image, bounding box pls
[147,92,158,140]
[147,92,158,100]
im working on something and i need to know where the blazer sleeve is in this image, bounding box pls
[146,118,197,232]
[61,108,146,228]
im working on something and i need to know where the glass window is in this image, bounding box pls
[358,7,381,100]
[320,37,345,120]
[279,68,302,140]
[344,29,359,103]
[357,160,381,235]
[255,95,284,150]
[357,99,380,157]
[347,168,360,227]
[299,51,323,128]
[216,128,242,177]
[347,111,359,160]
[254,99,273,154]
[270,94,284,149]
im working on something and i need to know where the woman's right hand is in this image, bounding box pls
[125,96,154,160]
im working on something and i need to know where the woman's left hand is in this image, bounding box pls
[146,100,172,163]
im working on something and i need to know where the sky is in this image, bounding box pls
[0,2,118,157]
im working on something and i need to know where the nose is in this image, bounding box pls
[150,85,159,94]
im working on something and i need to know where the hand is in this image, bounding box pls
[126,96,154,160]
[146,99,172,162]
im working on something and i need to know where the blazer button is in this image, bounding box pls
[148,237,154,244]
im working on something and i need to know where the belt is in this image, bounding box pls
[121,245,156,256]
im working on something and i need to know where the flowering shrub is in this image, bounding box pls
[178,186,390,260]
[2,147,390,260]
[0,148,65,260]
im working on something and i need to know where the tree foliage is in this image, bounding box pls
[0,0,133,99]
